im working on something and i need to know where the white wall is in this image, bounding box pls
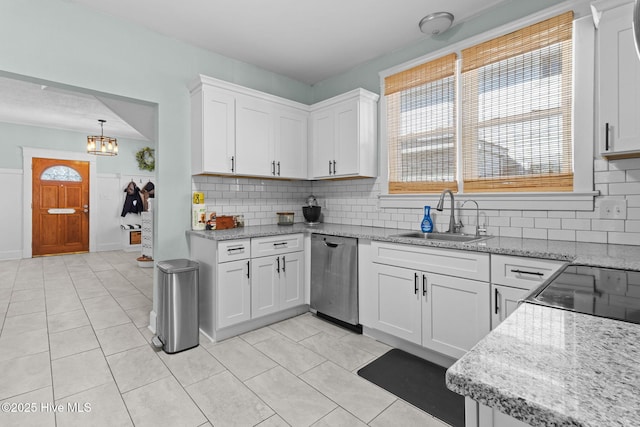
[0,169,23,260]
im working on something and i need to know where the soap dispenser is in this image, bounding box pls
[421,206,434,233]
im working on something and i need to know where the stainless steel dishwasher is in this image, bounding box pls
[310,234,360,332]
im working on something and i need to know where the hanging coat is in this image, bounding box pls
[121,182,144,217]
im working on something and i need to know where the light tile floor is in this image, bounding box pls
[0,251,451,427]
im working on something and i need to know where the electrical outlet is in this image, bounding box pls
[598,199,627,219]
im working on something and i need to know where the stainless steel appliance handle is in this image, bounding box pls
[324,241,340,248]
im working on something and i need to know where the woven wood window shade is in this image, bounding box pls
[461,11,574,193]
[386,53,458,194]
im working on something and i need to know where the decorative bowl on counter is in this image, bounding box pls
[276,212,294,225]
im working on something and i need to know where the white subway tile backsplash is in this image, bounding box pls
[561,218,591,230]
[576,230,608,244]
[594,171,626,184]
[192,155,640,245]
[523,228,547,240]
[591,219,625,232]
[534,218,561,229]
[510,217,535,228]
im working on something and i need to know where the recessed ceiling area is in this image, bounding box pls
[68,0,508,85]
[0,75,154,142]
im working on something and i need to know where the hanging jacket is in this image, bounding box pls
[121,182,144,217]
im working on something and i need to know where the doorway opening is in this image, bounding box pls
[32,158,90,256]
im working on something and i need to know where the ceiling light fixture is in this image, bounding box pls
[419,12,454,35]
[87,119,118,156]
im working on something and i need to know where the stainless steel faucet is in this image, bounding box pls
[460,200,486,237]
[436,189,459,233]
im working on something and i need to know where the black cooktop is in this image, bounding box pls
[524,264,640,325]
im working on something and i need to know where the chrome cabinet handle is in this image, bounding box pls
[282,256,286,272]
[333,160,336,174]
[510,269,543,276]
[414,273,418,295]
[329,161,332,175]
[273,242,287,247]
[227,246,245,253]
[246,261,250,279]
[231,156,235,172]
[494,288,499,315]
[277,161,280,176]
[605,123,610,151]
[272,161,276,175]
[276,256,280,273]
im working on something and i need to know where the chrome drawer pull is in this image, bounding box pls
[273,242,287,247]
[227,247,245,253]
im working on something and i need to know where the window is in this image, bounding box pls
[385,11,574,195]
[40,166,82,182]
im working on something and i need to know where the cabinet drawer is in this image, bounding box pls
[218,239,251,263]
[371,242,490,282]
[491,255,566,290]
[251,234,303,257]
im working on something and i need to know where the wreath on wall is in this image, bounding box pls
[135,147,155,172]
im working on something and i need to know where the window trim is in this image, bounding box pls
[378,1,597,211]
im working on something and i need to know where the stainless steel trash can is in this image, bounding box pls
[156,259,199,354]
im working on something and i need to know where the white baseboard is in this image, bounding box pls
[148,310,156,334]
[0,250,23,261]
[97,243,124,252]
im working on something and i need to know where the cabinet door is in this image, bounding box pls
[599,2,640,157]
[200,86,235,174]
[251,256,280,319]
[371,263,422,344]
[333,99,359,176]
[280,251,304,310]
[275,107,307,179]
[422,273,490,359]
[491,285,527,329]
[217,259,251,329]
[236,95,274,176]
[310,109,335,178]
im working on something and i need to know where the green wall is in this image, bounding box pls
[0,122,151,174]
[310,0,566,102]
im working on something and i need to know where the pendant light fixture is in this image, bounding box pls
[87,119,118,156]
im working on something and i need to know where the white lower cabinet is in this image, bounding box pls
[217,259,251,329]
[251,251,304,319]
[191,233,305,341]
[490,254,565,329]
[491,284,527,328]
[371,262,490,359]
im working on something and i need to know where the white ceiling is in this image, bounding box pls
[69,0,508,85]
[1,0,510,139]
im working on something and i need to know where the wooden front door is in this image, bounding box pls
[32,158,90,256]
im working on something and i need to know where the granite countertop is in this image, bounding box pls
[446,303,640,427]
[188,222,640,271]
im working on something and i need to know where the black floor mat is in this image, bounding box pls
[357,349,464,427]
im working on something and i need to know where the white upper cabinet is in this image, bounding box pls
[190,75,308,179]
[235,94,274,176]
[597,1,640,159]
[274,106,308,179]
[191,84,236,175]
[309,89,379,179]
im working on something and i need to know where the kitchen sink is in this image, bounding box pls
[391,232,492,243]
